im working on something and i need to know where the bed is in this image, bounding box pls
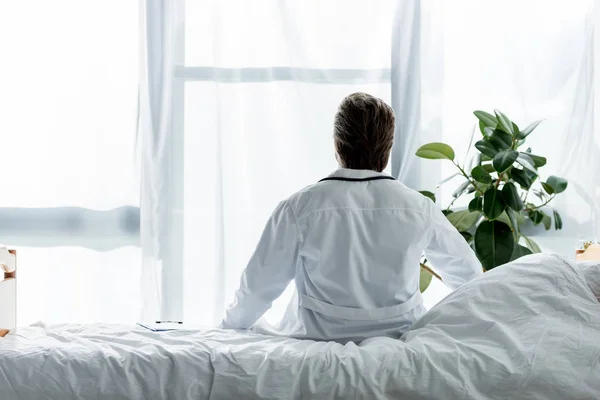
[1,253,599,399]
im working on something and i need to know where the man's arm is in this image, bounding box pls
[423,201,482,290]
[220,200,300,329]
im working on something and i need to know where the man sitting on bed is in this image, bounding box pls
[220,92,483,343]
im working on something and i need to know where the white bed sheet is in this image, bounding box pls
[1,254,599,399]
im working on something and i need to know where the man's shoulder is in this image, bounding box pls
[391,183,435,213]
[283,182,321,207]
[283,179,433,216]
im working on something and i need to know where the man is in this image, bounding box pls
[220,92,482,343]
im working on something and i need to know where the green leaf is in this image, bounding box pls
[517,120,543,139]
[475,220,515,269]
[474,112,498,138]
[516,153,538,175]
[475,139,499,158]
[420,267,433,293]
[446,209,481,232]
[475,181,491,193]
[553,209,563,230]
[512,122,520,138]
[523,235,542,253]
[481,164,496,173]
[474,110,498,132]
[461,231,473,243]
[523,169,539,185]
[541,182,554,195]
[510,168,533,190]
[546,176,568,194]
[494,109,514,135]
[515,139,526,148]
[442,210,453,217]
[492,150,519,173]
[479,121,487,136]
[501,182,524,211]
[510,244,533,261]
[419,190,436,203]
[528,154,547,168]
[489,129,512,151]
[496,211,511,227]
[541,212,552,230]
[469,197,483,213]
[506,208,520,238]
[471,166,492,184]
[452,180,471,198]
[483,188,506,220]
[528,210,544,225]
[416,142,455,160]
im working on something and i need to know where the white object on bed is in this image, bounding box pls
[0,254,599,399]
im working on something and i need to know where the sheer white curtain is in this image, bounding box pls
[140,0,599,324]
[137,0,181,323]
[0,1,141,324]
[413,0,596,255]
[397,0,596,301]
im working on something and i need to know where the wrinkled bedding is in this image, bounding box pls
[1,254,599,399]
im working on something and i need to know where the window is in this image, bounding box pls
[0,1,141,324]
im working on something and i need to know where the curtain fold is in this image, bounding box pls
[390,0,422,187]
[137,0,177,321]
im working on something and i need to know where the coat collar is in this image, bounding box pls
[324,168,393,180]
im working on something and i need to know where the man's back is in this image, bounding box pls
[278,168,479,342]
[291,169,430,309]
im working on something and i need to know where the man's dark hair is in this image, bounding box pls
[333,92,395,172]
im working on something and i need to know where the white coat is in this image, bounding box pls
[221,168,482,343]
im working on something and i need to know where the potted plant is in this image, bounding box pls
[416,110,568,292]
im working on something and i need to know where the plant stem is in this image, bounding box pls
[453,162,485,195]
[446,196,459,212]
[525,195,555,212]
[495,172,503,189]
[420,263,442,281]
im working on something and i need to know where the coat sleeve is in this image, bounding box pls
[220,200,300,329]
[423,201,483,290]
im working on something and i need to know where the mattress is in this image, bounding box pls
[1,254,599,399]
